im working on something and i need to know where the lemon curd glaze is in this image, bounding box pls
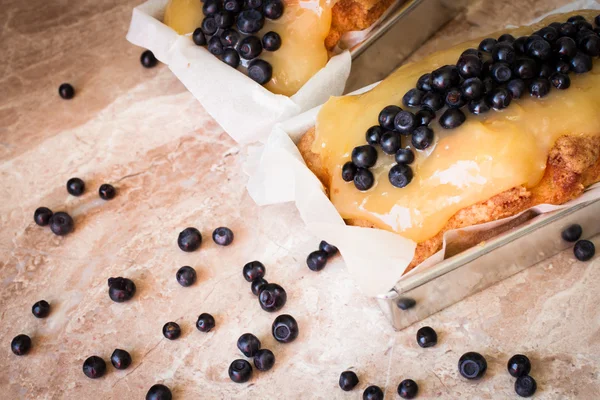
[164,0,332,96]
[312,10,600,243]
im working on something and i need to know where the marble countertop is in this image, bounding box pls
[1,0,599,398]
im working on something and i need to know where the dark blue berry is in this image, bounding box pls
[559,22,577,38]
[421,92,444,111]
[146,384,172,400]
[431,65,460,91]
[366,126,384,145]
[222,48,240,68]
[528,39,552,60]
[394,110,417,134]
[99,183,116,200]
[251,277,268,295]
[378,105,401,130]
[49,212,74,236]
[237,333,261,357]
[34,207,53,226]
[262,31,281,51]
[580,34,600,57]
[507,79,526,99]
[525,34,543,50]
[415,108,435,126]
[490,62,512,83]
[568,15,586,24]
[515,375,537,398]
[396,297,416,310]
[223,0,243,13]
[529,78,550,98]
[243,261,265,282]
[458,352,487,380]
[201,16,218,35]
[507,354,531,378]
[213,227,234,246]
[162,322,181,340]
[570,51,593,73]
[513,36,528,53]
[203,0,220,15]
[576,28,596,43]
[389,164,413,188]
[487,87,512,109]
[461,77,484,100]
[248,59,272,84]
[108,277,136,302]
[239,36,262,59]
[229,359,253,383]
[32,300,50,318]
[193,28,207,46]
[513,57,537,79]
[574,19,593,32]
[397,379,419,399]
[176,266,197,287]
[445,87,465,108]
[555,60,571,74]
[412,126,434,150]
[439,108,466,129]
[339,370,359,391]
[178,227,202,252]
[196,313,216,332]
[492,43,516,64]
[561,224,582,242]
[342,162,357,182]
[468,98,491,115]
[220,29,240,47]
[59,83,75,99]
[402,88,424,108]
[363,385,384,400]
[319,240,338,257]
[537,26,559,43]
[215,11,235,28]
[83,356,106,379]
[478,38,497,52]
[237,9,265,34]
[66,177,85,196]
[574,239,595,261]
[11,334,31,356]
[416,326,437,348]
[354,168,374,191]
[263,0,284,19]
[208,36,224,56]
[259,283,287,312]
[111,349,132,370]
[555,36,577,59]
[550,73,570,90]
[395,148,415,165]
[498,33,515,43]
[352,144,378,167]
[254,349,275,371]
[307,250,328,271]
[538,63,553,78]
[380,131,401,154]
[461,48,482,58]
[416,73,433,91]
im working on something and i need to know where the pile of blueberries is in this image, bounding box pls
[343,14,600,192]
[192,0,285,85]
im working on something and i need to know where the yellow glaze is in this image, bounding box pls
[313,10,600,243]
[163,0,332,96]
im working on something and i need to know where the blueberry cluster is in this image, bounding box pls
[562,223,596,261]
[306,240,338,271]
[192,0,285,85]
[343,14,600,192]
[243,260,288,311]
[337,370,418,400]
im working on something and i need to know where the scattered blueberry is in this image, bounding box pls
[378,105,401,130]
[237,9,265,34]
[458,352,487,380]
[262,31,282,51]
[352,145,378,168]
[196,313,216,332]
[251,278,268,295]
[208,36,224,56]
[396,297,416,310]
[176,266,197,287]
[515,375,537,397]
[411,126,434,150]
[243,261,266,282]
[140,50,158,69]
[32,300,50,318]
[272,314,298,343]
[178,227,202,252]
[222,48,240,68]
[507,354,531,378]
[162,322,181,340]
[402,89,425,108]
[380,131,402,154]
[82,356,107,379]
[342,162,358,182]
[58,83,75,100]
[561,224,582,242]
[49,212,74,236]
[237,333,261,357]
[111,349,132,370]
[354,168,374,191]
[66,177,85,196]
[415,108,435,126]
[248,59,273,84]
[397,379,419,399]
[146,384,172,400]
[574,239,595,261]
[570,51,593,73]
[263,0,284,19]
[239,36,262,59]
[254,349,275,371]
[98,184,116,200]
[487,87,512,109]
[34,207,53,226]
[416,326,437,348]
[389,164,413,188]
[339,370,359,391]
[108,277,136,303]
[258,283,287,312]
[363,385,384,400]
[11,334,31,356]
[395,148,415,164]
[229,359,253,383]
[213,227,234,246]
[319,240,338,257]
[439,108,466,129]
[550,73,570,90]
[529,78,550,98]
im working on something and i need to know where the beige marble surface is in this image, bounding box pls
[1,0,600,398]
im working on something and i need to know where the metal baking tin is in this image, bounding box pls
[347,0,469,92]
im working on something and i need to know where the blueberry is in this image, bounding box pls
[342,162,358,182]
[513,36,528,54]
[570,51,593,73]
[515,375,537,398]
[478,37,497,52]
[421,92,444,111]
[537,26,558,43]
[98,183,116,200]
[243,261,266,282]
[445,87,466,108]
[490,62,512,83]
[176,266,197,287]
[396,297,416,310]
[567,15,586,24]
[49,212,74,236]
[513,57,538,79]
[378,105,401,130]
[525,34,543,50]
[411,126,434,150]
[363,385,384,400]
[555,60,571,74]
[559,22,577,38]
[263,0,284,19]
[196,313,216,332]
[352,144,378,167]
[66,177,85,196]
[498,33,515,43]
[254,349,275,371]
[258,283,287,312]
[458,352,487,380]
[573,20,593,32]
[416,326,437,348]
[192,28,207,46]
[58,83,75,99]
[239,36,262,59]
[507,79,526,99]
[580,34,600,57]
[507,354,531,378]
[487,87,512,109]
[554,36,577,59]
[32,300,50,318]
[439,108,466,129]
[415,108,435,126]
[203,0,220,15]
[108,277,136,302]
[237,9,265,34]
[11,334,31,356]
[237,333,261,357]
[178,227,202,252]
[379,131,401,155]
[574,239,595,261]
[319,240,338,257]
[248,59,272,84]
[561,224,582,242]
[224,0,243,13]
[529,78,550,98]
[397,379,419,399]
[468,98,491,115]
[262,31,281,51]
[354,168,374,191]
[482,76,495,93]
[307,250,328,271]
[550,73,570,90]
[162,322,181,340]
[339,371,359,391]
[394,110,417,134]
[527,39,552,60]
[229,359,253,383]
[215,11,235,28]
[389,164,413,188]
[366,126,384,145]
[416,73,433,91]
[34,207,53,226]
[395,148,415,165]
[576,28,596,43]
[538,63,553,78]
[220,29,240,47]
[111,349,132,370]
[146,384,172,400]
[83,356,106,379]
[251,278,268,295]
[222,48,240,68]
[492,43,516,64]
[213,227,234,246]
[461,77,484,100]
[461,48,482,58]
[431,65,460,91]
[402,88,424,108]
[201,16,218,35]
[208,36,224,56]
